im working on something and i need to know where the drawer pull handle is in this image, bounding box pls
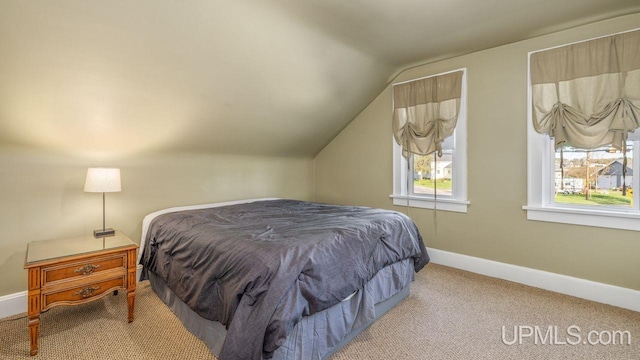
[73,286,101,298]
[74,264,101,275]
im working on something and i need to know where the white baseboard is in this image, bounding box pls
[427,247,640,313]
[0,291,28,319]
[0,265,146,319]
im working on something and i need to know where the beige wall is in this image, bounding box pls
[0,147,313,295]
[315,14,640,291]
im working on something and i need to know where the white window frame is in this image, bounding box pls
[390,68,469,213]
[524,36,640,231]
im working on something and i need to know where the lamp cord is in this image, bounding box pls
[102,192,106,232]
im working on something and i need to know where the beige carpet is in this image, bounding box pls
[1,264,639,359]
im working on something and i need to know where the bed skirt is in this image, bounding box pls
[147,258,415,360]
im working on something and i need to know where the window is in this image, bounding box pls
[391,69,469,213]
[525,29,640,231]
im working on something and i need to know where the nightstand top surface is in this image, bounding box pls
[25,231,136,266]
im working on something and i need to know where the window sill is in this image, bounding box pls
[523,205,640,231]
[390,195,469,213]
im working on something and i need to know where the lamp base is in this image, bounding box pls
[93,228,115,238]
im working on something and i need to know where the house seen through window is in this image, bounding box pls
[410,136,454,197]
[554,142,633,207]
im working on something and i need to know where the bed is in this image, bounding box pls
[138,199,429,360]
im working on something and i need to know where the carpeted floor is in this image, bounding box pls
[1,264,638,359]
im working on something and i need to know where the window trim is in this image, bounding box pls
[524,39,640,231]
[390,68,469,213]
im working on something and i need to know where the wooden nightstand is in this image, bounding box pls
[23,231,138,356]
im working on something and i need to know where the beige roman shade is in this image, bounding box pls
[393,71,464,158]
[531,29,640,151]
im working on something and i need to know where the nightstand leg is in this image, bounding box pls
[26,272,41,357]
[126,249,137,323]
[127,291,135,323]
[28,314,39,356]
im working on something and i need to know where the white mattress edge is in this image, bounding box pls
[137,197,280,263]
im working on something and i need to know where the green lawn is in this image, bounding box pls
[414,179,452,190]
[555,191,632,206]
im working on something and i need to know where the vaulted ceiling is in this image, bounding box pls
[1,0,638,159]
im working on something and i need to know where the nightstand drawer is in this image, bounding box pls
[41,253,127,286]
[42,276,126,310]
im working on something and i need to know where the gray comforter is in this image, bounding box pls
[139,199,428,360]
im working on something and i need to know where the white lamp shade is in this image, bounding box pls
[84,168,122,193]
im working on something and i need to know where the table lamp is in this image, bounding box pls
[84,168,121,238]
